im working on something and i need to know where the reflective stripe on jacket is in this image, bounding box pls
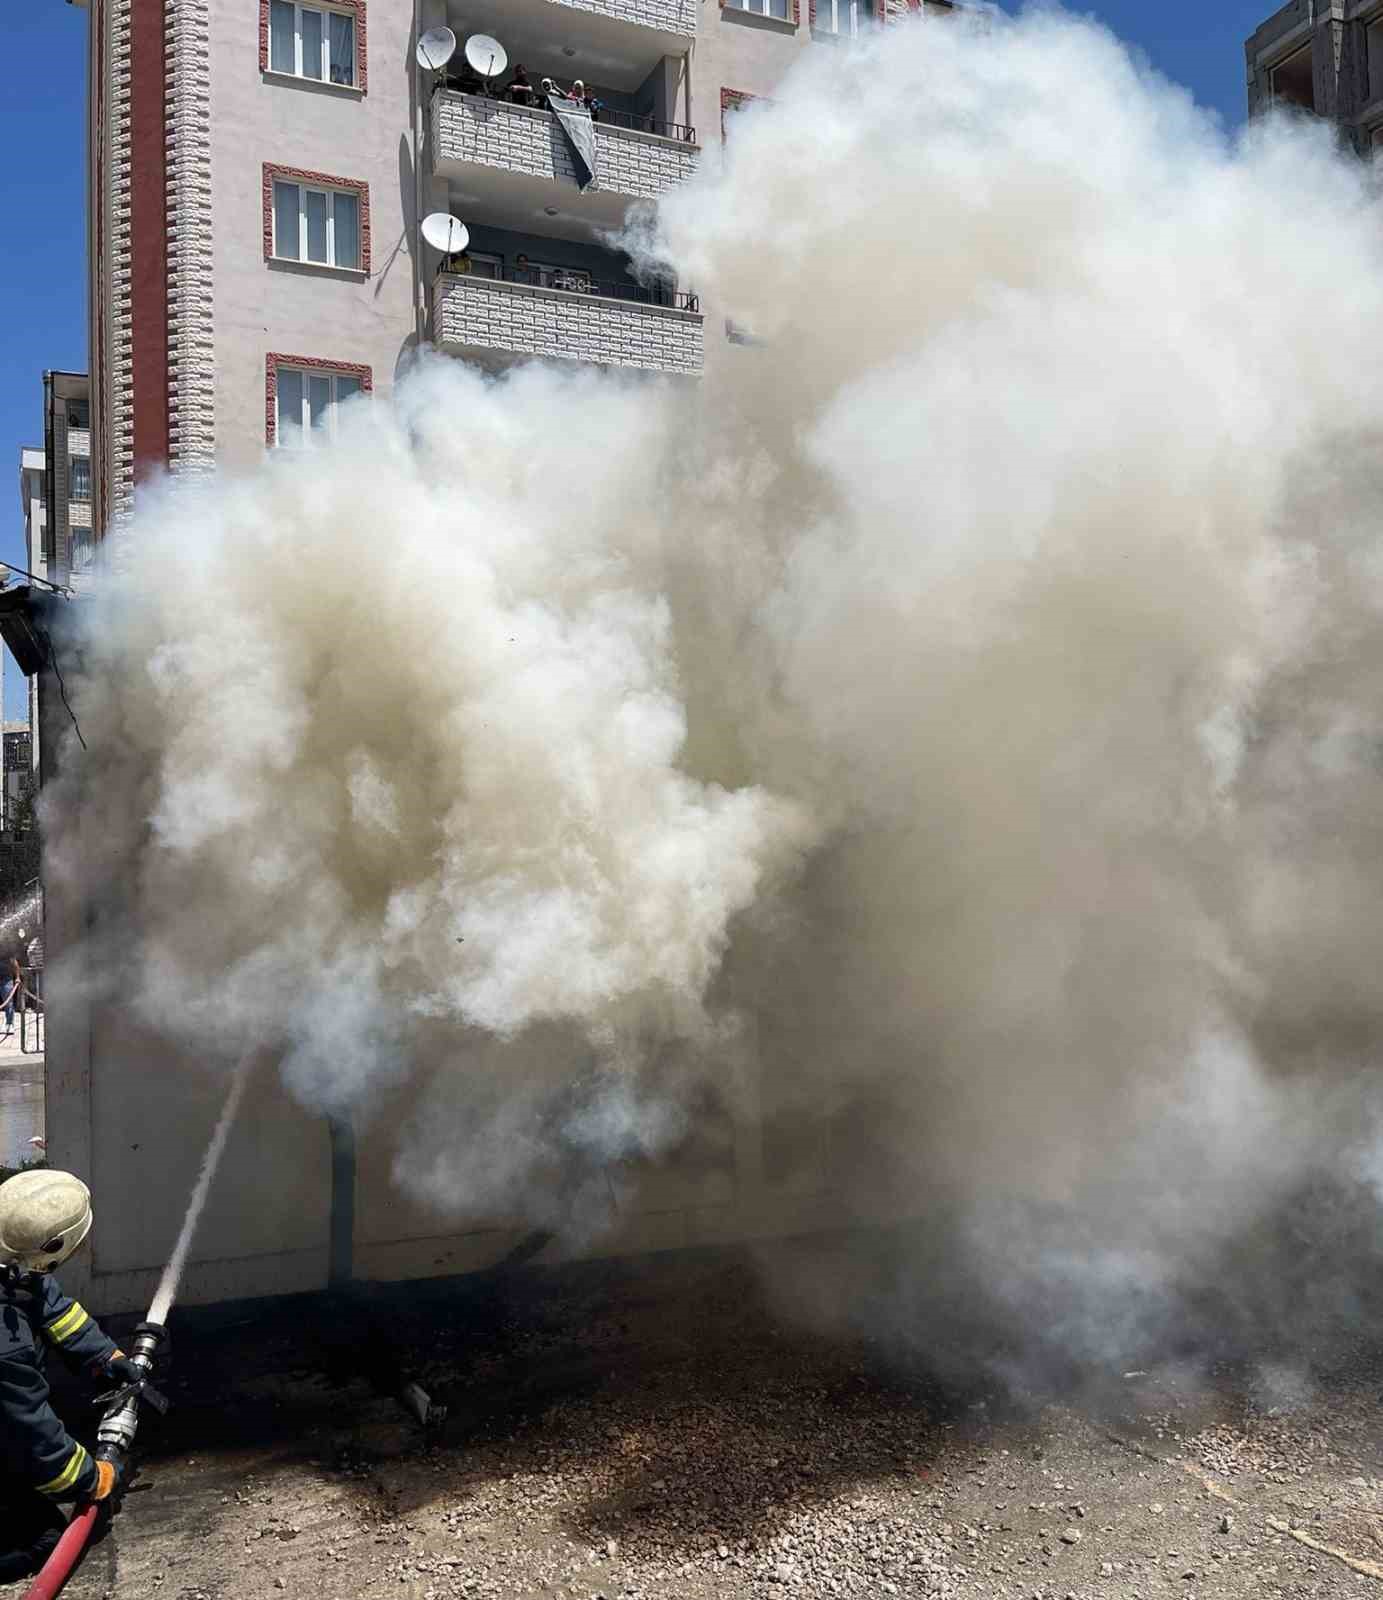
[0,1272,117,1499]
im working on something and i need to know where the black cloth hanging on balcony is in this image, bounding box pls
[547,91,599,192]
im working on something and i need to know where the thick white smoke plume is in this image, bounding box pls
[49,8,1383,1360]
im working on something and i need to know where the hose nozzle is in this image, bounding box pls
[95,1321,170,1456]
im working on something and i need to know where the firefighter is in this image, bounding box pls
[0,1169,146,1580]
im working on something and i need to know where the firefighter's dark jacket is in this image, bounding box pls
[0,1272,118,1499]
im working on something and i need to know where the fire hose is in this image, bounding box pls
[21,1322,170,1600]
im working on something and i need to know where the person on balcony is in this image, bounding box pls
[508,65,535,106]
[450,58,485,96]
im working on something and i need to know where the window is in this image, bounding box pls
[269,1,355,85]
[1369,19,1383,104]
[272,180,361,268]
[274,368,363,447]
[727,0,791,20]
[817,0,874,36]
[69,459,91,502]
[1271,44,1314,112]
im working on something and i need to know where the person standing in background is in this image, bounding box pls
[1,956,21,1039]
[24,935,41,1009]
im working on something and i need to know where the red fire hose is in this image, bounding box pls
[21,1503,100,1600]
[19,1323,168,1599]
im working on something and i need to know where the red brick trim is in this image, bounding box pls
[720,87,763,138]
[809,0,816,23]
[260,0,367,92]
[93,0,109,529]
[262,163,371,272]
[265,353,373,446]
[130,0,169,480]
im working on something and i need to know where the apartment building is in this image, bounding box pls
[1246,0,1383,150]
[77,0,962,537]
[41,372,94,590]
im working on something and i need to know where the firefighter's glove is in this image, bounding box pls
[90,1457,122,1502]
[105,1354,145,1387]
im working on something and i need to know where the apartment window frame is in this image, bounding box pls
[1269,41,1315,112]
[813,0,874,37]
[720,0,799,26]
[261,0,367,92]
[720,86,764,138]
[68,458,92,503]
[263,164,371,274]
[1366,15,1383,106]
[266,353,373,448]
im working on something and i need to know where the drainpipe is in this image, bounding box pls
[327,1112,356,1288]
[685,37,694,140]
[413,0,426,348]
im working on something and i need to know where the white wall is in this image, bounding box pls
[54,0,874,1315]
[209,0,421,469]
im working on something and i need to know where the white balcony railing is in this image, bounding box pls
[433,271,703,375]
[432,91,698,202]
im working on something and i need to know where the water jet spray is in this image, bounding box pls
[22,1054,256,1600]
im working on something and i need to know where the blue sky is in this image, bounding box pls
[0,2,1268,718]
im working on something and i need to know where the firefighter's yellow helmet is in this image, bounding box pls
[0,1169,94,1273]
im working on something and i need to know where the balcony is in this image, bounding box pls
[431,91,696,232]
[443,0,694,91]
[433,268,703,375]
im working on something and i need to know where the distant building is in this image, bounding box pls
[76,0,974,540]
[43,372,93,590]
[18,444,48,788]
[3,725,34,833]
[15,376,89,793]
[1247,0,1383,151]
[19,447,45,586]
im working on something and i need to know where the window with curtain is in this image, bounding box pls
[69,459,92,502]
[275,369,363,448]
[272,180,361,268]
[269,2,355,86]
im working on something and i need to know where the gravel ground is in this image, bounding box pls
[8,1242,1383,1600]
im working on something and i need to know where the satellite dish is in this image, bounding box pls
[416,26,457,71]
[465,33,508,78]
[421,212,470,254]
